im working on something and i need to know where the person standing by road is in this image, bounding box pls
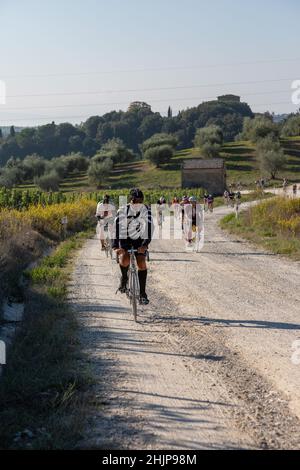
[96,194,116,251]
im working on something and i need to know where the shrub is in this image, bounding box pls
[194,125,223,147]
[280,115,300,138]
[201,142,222,158]
[141,133,177,153]
[256,137,287,179]
[22,154,46,179]
[240,116,279,143]
[144,144,174,167]
[35,171,61,191]
[88,158,113,188]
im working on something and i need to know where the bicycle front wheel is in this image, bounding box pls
[130,273,138,322]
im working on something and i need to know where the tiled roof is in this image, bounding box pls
[183,158,225,169]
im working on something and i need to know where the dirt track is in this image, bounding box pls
[68,204,300,450]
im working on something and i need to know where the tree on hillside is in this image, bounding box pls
[256,136,287,179]
[194,125,223,147]
[141,133,177,167]
[141,133,177,153]
[35,122,56,158]
[99,138,135,163]
[69,135,83,153]
[22,154,46,180]
[201,143,222,159]
[128,101,152,113]
[167,106,172,118]
[83,115,104,139]
[63,152,89,173]
[0,97,255,166]
[87,158,113,188]
[35,170,61,191]
[0,166,24,188]
[240,116,279,143]
[194,125,223,158]
[138,113,163,141]
[144,145,174,168]
[10,126,15,137]
[280,115,300,138]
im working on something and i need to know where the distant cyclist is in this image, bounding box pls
[180,195,190,229]
[228,190,235,207]
[183,196,196,243]
[223,190,229,206]
[293,184,297,197]
[112,188,153,305]
[156,196,166,227]
[172,196,181,219]
[235,190,241,203]
[203,192,209,211]
[235,191,241,213]
[207,194,214,212]
[96,194,116,251]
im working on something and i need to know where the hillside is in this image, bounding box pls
[65,137,300,191]
[16,137,300,193]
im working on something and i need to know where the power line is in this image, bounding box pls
[2,90,292,112]
[0,101,296,123]
[2,57,300,79]
[6,77,297,99]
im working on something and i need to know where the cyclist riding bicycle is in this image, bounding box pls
[283,178,288,194]
[96,194,116,251]
[203,193,209,211]
[235,191,241,211]
[223,190,229,206]
[156,196,166,226]
[293,183,297,197]
[207,194,214,212]
[182,196,201,246]
[180,195,189,229]
[172,196,181,219]
[112,188,153,305]
[228,190,235,207]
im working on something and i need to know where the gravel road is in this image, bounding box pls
[68,204,300,450]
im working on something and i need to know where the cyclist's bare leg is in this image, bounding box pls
[99,224,106,249]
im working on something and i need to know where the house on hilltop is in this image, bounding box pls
[217,94,241,103]
[182,158,226,195]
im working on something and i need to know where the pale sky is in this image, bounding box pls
[0,0,299,126]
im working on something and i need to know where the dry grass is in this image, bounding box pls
[0,233,94,449]
[220,196,300,259]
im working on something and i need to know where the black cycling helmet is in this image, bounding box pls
[129,187,144,202]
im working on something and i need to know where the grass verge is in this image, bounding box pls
[220,196,300,260]
[0,232,94,449]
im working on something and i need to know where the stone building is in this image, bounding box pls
[182,158,226,195]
